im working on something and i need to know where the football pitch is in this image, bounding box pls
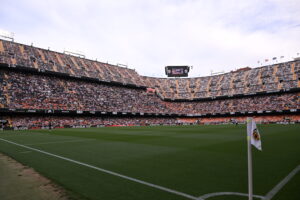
[0,124,299,200]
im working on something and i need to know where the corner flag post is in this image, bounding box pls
[247,117,253,200]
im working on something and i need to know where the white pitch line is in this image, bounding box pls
[199,192,264,199]
[24,139,95,146]
[264,165,300,200]
[0,137,197,200]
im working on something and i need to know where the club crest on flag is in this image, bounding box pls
[247,118,262,151]
[252,129,260,141]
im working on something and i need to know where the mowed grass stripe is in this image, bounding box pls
[24,138,95,145]
[0,124,299,200]
[0,137,198,200]
[0,142,187,200]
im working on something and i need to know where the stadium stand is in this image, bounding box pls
[1,70,298,114]
[198,114,300,125]
[2,114,299,130]
[4,116,178,129]
[0,39,299,129]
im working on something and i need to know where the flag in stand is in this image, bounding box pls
[247,118,262,150]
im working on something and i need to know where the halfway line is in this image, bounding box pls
[0,137,197,200]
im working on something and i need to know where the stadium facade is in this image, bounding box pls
[0,39,299,129]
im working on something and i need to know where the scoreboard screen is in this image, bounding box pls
[165,66,190,77]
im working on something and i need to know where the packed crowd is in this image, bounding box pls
[1,70,299,115]
[2,70,171,113]
[164,93,300,114]
[0,71,5,108]
[3,114,299,129]
[0,39,145,86]
[199,114,300,124]
[1,39,299,101]
[142,61,300,99]
[6,116,178,129]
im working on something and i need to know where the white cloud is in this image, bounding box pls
[1,0,300,77]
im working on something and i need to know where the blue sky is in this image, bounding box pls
[1,0,300,77]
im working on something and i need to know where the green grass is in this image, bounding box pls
[0,124,299,200]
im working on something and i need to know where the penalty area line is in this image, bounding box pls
[0,137,197,200]
[264,165,300,200]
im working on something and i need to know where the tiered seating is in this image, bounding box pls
[199,114,300,124]
[1,70,172,114]
[0,39,143,86]
[0,71,5,108]
[245,68,261,93]
[7,113,300,129]
[231,71,245,94]
[156,63,300,100]
[1,39,299,129]
[194,76,210,98]
[218,73,232,96]
[276,62,298,90]
[0,39,299,102]
[2,69,299,115]
[167,93,299,115]
[261,65,278,91]
[177,78,190,99]
[157,78,175,99]
[207,75,217,97]
[8,116,178,129]
[294,62,300,87]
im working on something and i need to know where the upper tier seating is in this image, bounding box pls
[0,39,146,86]
[0,39,299,100]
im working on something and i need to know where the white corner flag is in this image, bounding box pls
[246,117,262,200]
[247,118,262,151]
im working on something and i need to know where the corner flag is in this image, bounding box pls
[246,117,262,200]
[247,118,262,151]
